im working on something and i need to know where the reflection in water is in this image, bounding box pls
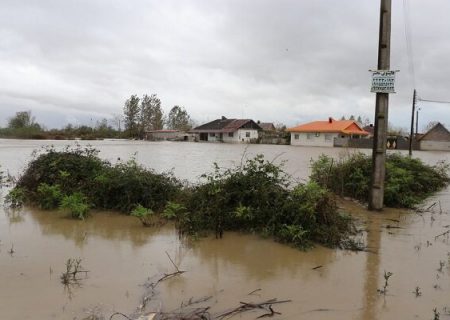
[29,207,168,248]
[361,214,382,320]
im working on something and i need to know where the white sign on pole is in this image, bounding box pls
[370,70,398,93]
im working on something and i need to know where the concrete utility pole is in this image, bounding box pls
[369,0,392,211]
[408,89,416,156]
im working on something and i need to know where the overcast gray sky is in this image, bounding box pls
[1,0,449,131]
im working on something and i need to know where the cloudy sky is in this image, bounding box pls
[1,0,449,130]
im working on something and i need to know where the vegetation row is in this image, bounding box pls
[4,148,449,249]
[310,152,450,208]
[4,146,355,249]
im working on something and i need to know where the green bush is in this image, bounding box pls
[36,183,63,209]
[60,192,90,220]
[310,152,450,208]
[130,204,159,226]
[14,146,182,214]
[9,148,356,248]
[4,187,26,208]
[182,155,354,248]
[162,201,186,220]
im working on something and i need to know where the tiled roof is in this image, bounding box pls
[259,123,276,131]
[191,119,261,133]
[287,118,369,135]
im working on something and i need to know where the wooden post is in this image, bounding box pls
[409,89,416,156]
[369,0,392,211]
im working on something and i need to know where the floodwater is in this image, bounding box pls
[1,139,450,320]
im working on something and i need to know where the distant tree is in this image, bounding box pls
[150,96,164,131]
[111,113,123,132]
[388,122,408,136]
[349,115,355,121]
[8,111,40,130]
[123,95,140,138]
[139,94,164,137]
[357,115,362,124]
[166,106,192,131]
[340,116,346,120]
[274,122,287,132]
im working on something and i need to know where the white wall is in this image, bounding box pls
[206,129,259,143]
[290,132,339,147]
[420,140,450,151]
[236,129,259,143]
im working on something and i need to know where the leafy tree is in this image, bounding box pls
[8,111,41,130]
[123,95,140,138]
[166,105,192,131]
[139,94,164,137]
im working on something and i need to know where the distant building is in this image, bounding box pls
[418,122,450,151]
[287,117,369,147]
[190,117,262,143]
[145,130,192,141]
[363,124,375,138]
[258,122,276,132]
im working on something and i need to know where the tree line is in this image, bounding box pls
[123,93,193,139]
[0,93,194,140]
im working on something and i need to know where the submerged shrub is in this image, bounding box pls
[13,146,182,215]
[162,201,186,220]
[310,152,450,208]
[10,148,355,248]
[182,155,354,248]
[60,192,90,220]
[36,183,63,209]
[4,187,26,208]
[131,204,159,227]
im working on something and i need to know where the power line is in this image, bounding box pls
[402,0,416,88]
[417,98,450,104]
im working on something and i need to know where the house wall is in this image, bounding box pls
[201,129,258,143]
[420,140,450,151]
[236,129,259,143]
[290,132,340,147]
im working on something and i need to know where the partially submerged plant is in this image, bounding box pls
[36,183,62,209]
[4,187,25,208]
[131,205,159,227]
[310,153,450,208]
[60,192,90,220]
[377,270,393,295]
[162,201,186,220]
[60,258,88,286]
[414,286,422,297]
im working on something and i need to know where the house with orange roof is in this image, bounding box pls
[287,117,369,147]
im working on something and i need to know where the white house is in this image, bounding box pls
[190,117,262,143]
[287,117,369,147]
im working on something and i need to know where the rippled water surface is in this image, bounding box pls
[1,139,450,320]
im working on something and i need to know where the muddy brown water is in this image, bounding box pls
[1,139,450,319]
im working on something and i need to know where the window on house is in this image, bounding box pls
[307,133,313,140]
[315,132,320,137]
[228,132,234,137]
[325,134,332,141]
[245,132,250,138]
[210,133,215,137]
[294,134,299,140]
